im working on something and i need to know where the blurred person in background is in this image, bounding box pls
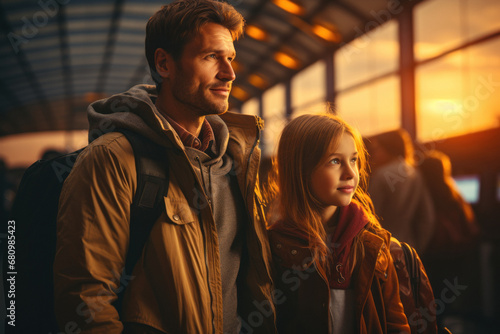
[40,148,66,161]
[0,159,16,223]
[418,150,480,326]
[418,150,478,257]
[367,129,435,254]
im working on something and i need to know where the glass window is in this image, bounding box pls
[335,75,400,137]
[292,100,329,119]
[416,38,500,142]
[0,131,87,168]
[291,60,326,109]
[262,84,286,157]
[414,0,462,61]
[335,20,398,91]
[241,97,259,116]
[464,0,500,41]
[415,0,500,61]
[453,175,481,204]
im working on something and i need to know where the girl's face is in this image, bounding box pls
[310,133,359,209]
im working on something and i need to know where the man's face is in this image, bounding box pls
[168,22,236,116]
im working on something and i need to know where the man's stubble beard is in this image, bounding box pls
[171,65,230,116]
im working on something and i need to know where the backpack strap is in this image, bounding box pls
[401,242,420,306]
[119,129,169,275]
[113,129,169,311]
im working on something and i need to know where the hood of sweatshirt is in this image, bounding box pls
[87,84,229,164]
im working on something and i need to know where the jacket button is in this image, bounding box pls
[384,272,388,279]
[276,243,282,249]
[291,250,297,255]
[173,214,180,221]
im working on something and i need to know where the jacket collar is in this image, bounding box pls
[220,112,263,201]
[268,202,370,289]
[162,113,215,152]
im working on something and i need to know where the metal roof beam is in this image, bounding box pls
[237,0,331,86]
[244,0,270,24]
[127,58,150,89]
[0,79,28,134]
[0,2,54,128]
[95,0,125,93]
[56,3,75,131]
[334,0,373,22]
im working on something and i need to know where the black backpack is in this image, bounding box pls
[2,129,169,334]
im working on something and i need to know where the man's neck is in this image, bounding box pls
[155,97,204,137]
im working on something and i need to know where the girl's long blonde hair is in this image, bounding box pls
[266,113,382,272]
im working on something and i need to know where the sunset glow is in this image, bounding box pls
[1,0,499,168]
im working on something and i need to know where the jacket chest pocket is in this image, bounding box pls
[164,197,197,225]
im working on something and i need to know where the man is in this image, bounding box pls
[367,129,435,254]
[54,1,276,333]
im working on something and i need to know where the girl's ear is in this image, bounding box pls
[154,48,173,79]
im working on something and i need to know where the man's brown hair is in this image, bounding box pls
[145,0,245,91]
[371,129,415,165]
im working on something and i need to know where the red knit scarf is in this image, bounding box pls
[327,201,368,289]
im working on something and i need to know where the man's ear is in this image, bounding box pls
[154,48,173,79]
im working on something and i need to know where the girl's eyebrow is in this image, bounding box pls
[327,151,358,158]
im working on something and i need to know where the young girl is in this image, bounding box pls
[267,114,410,334]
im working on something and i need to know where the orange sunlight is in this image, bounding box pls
[0,131,88,169]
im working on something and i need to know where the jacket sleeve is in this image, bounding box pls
[54,135,136,333]
[383,249,411,334]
